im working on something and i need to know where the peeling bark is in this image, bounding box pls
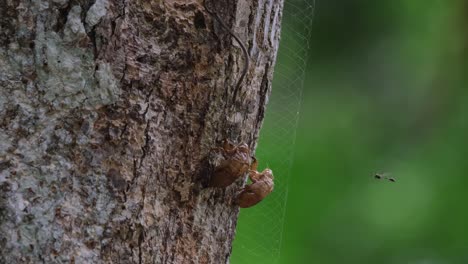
[0,0,283,263]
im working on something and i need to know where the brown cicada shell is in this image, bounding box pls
[210,140,255,188]
[236,168,274,208]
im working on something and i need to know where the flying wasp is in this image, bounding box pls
[374,173,396,182]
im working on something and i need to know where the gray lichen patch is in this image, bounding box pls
[93,61,121,104]
[63,6,87,43]
[0,145,116,262]
[33,13,120,110]
[35,30,92,107]
[86,0,109,28]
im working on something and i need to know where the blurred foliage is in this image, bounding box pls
[233,0,468,263]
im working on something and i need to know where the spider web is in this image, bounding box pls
[231,1,316,263]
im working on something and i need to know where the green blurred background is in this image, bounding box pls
[232,0,468,263]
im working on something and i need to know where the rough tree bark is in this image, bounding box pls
[0,0,283,263]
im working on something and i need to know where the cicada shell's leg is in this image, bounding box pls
[210,139,236,156]
[250,156,258,171]
[248,170,260,183]
[222,139,237,155]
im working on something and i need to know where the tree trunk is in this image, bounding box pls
[0,0,283,263]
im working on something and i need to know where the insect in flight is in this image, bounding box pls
[374,173,396,182]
